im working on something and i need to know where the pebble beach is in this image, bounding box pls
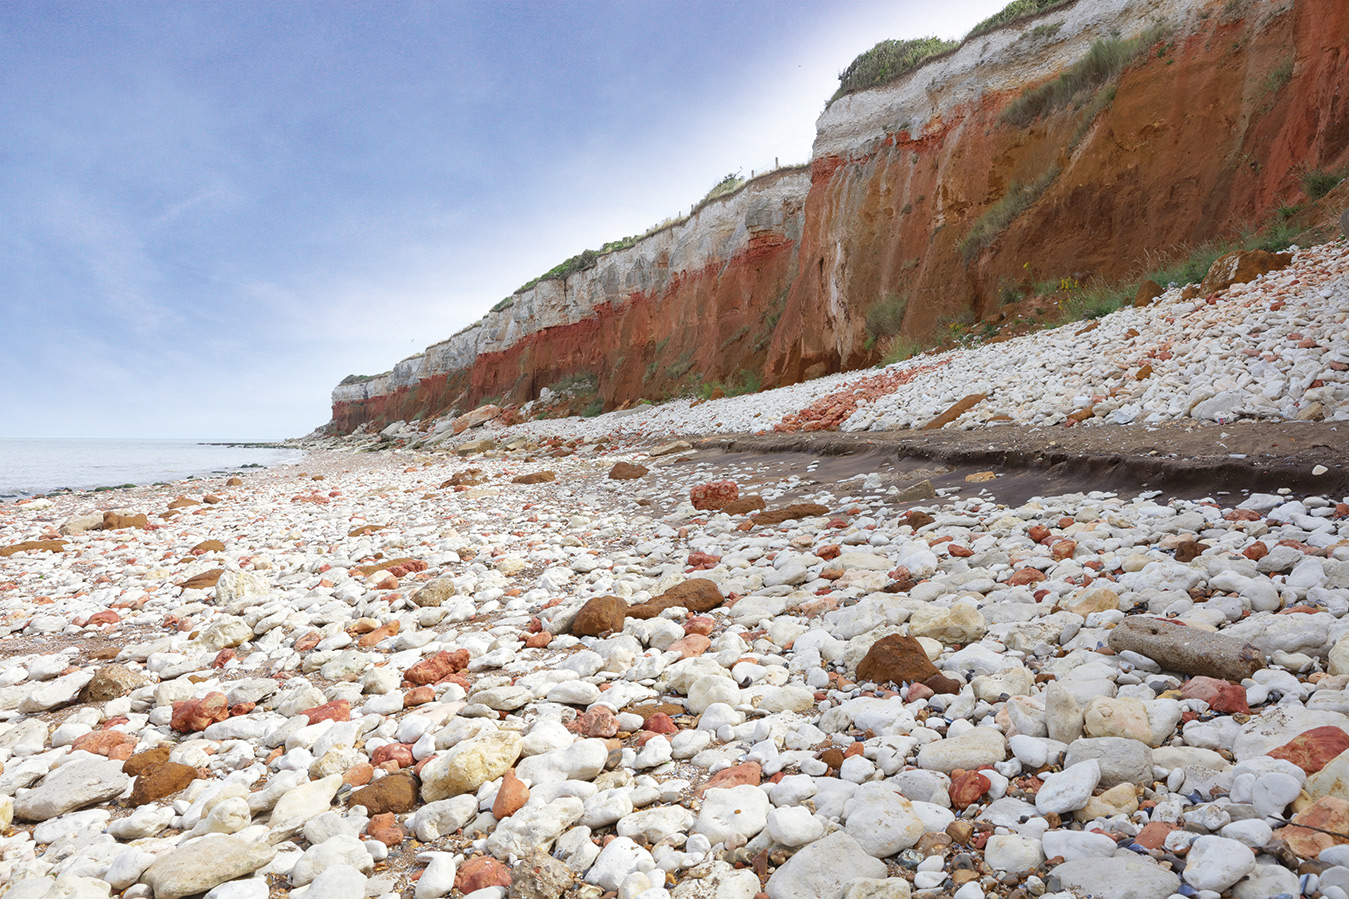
[3,238,1349,899]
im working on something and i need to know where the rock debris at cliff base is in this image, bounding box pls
[2,239,1349,899]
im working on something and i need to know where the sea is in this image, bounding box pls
[0,438,307,501]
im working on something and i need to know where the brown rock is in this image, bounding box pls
[856,634,941,687]
[903,510,935,530]
[644,713,679,735]
[366,812,406,848]
[690,480,739,511]
[190,539,226,555]
[626,578,724,620]
[1275,795,1349,857]
[571,595,630,636]
[668,634,711,659]
[102,511,149,530]
[1107,616,1266,682]
[695,761,761,798]
[1199,249,1293,296]
[924,672,963,695]
[512,471,556,484]
[922,393,987,430]
[0,539,66,558]
[404,686,435,707]
[684,616,715,636]
[492,768,529,819]
[1179,676,1250,715]
[457,856,513,893]
[1133,279,1165,307]
[225,477,243,486]
[170,692,229,732]
[123,745,172,777]
[300,700,351,724]
[721,495,767,515]
[949,769,991,809]
[350,772,419,815]
[167,497,200,510]
[1269,726,1349,776]
[452,403,502,434]
[818,748,845,771]
[72,729,135,760]
[608,462,649,480]
[752,503,831,526]
[178,569,224,590]
[358,621,401,647]
[344,763,375,786]
[1134,821,1177,850]
[203,493,223,504]
[130,761,199,806]
[441,468,487,488]
[404,649,471,685]
[1174,540,1204,563]
[81,664,149,703]
[371,743,416,768]
[574,707,619,738]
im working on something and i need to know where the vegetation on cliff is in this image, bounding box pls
[968,0,1073,38]
[830,37,958,104]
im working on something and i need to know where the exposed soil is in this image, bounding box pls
[689,420,1349,506]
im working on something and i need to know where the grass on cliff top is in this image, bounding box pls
[1000,31,1159,127]
[831,37,958,104]
[969,0,1074,38]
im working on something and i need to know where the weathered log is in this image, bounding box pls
[1107,616,1266,682]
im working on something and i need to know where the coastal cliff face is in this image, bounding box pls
[330,0,1349,433]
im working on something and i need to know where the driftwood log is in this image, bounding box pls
[1107,616,1266,682]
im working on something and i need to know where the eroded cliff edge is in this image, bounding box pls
[329,0,1349,434]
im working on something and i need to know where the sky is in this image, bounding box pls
[1,0,1010,440]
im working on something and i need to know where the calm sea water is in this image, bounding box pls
[0,438,307,501]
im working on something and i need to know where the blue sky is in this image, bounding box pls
[1,0,1008,439]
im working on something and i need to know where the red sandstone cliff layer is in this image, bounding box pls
[329,0,1349,434]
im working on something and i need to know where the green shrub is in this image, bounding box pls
[1302,168,1345,200]
[1262,56,1294,95]
[490,297,514,313]
[959,164,1061,261]
[700,172,746,206]
[865,292,909,338]
[882,336,924,365]
[1001,32,1159,127]
[832,37,958,103]
[968,0,1072,37]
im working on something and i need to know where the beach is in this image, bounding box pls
[2,239,1349,898]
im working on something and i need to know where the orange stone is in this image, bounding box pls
[492,768,530,819]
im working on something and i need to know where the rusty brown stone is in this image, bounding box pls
[1268,726,1349,776]
[404,649,471,685]
[1198,249,1293,296]
[752,503,831,526]
[1133,279,1165,307]
[626,578,724,620]
[512,471,557,484]
[456,856,512,894]
[922,393,987,430]
[694,761,761,798]
[130,761,199,806]
[350,772,419,815]
[0,539,66,558]
[492,768,529,819]
[608,462,649,480]
[102,511,149,530]
[856,634,942,687]
[178,569,224,590]
[170,692,229,732]
[571,595,630,636]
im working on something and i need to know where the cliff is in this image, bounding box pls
[329,0,1349,433]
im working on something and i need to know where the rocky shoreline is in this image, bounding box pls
[2,239,1349,899]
